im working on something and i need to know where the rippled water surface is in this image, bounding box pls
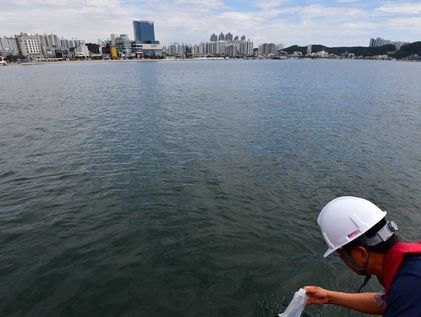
[1,60,421,316]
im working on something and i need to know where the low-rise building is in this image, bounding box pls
[315,50,329,58]
[74,43,90,58]
[137,43,162,58]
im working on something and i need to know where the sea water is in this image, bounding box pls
[1,60,421,316]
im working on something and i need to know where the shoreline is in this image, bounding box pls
[2,57,420,67]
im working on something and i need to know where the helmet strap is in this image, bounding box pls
[357,274,371,293]
[340,248,370,275]
[340,248,372,292]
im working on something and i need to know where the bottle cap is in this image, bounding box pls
[297,288,307,296]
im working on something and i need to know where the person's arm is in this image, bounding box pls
[304,286,384,315]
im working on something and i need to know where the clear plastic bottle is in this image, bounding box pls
[279,288,308,317]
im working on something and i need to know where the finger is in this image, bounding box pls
[303,286,317,294]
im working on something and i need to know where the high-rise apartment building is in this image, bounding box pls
[36,33,62,58]
[0,37,19,55]
[60,38,78,50]
[259,43,277,56]
[133,20,158,44]
[369,37,410,50]
[166,32,253,58]
[15,33,43,59]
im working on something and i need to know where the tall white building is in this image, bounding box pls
[239,40,254,56]
[1,32,84,58]
[0,37,19,55]
[259,43,277,56]
[15,33,42,59]
[60,38,79,50]
[369,37,410,50]
[37,33,61,58]
[164,43,190,57]
[168,34,253,58]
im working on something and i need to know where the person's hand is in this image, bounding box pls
[304,286,330,305]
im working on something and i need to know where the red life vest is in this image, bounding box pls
[383,242,421,294]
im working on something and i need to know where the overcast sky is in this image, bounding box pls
[1,0,421,46]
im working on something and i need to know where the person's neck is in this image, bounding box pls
[368,252,386,286]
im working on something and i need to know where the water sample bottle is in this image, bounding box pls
[279,288,308,317]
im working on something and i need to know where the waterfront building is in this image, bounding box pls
[110,34,118,46]
[0,36,19,56]
[393,41,410,50]
[37,33,62,58]
[210,33,217,42]
[115,34,132,56]
[218,32,225,41]
[74,39,82,48]
[168,34,253,58]
[259,43,277,56]
[226,32,233,41]
[60,38,78,50]
[369,37,391,47]
[369,37,410,50]
[239,40,254,57]
[185,46,192,58]
[133,20,159,44]
[2,31,84,59]
[206,41,217,55]
[15,33,43,59]
[74,43,90,58]
[216,41,226,56]
[315,50,329,58]
[192,42,207,56]
[135,43,162,58]
[307,45,312,55]
[225,44,234,57]
[131,42,144,58]
[163,42,189,57]
[39,33,61,50]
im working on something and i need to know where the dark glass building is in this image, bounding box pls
[133,20,159,44]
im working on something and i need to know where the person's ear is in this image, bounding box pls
[350,246,369,266]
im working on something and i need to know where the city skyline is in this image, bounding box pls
[1,0,421,46]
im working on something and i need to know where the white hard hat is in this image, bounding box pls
[318,196,387,257]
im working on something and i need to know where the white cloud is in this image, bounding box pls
[0,0,420,46]
[336,0,360,3]
[254,0,290,10]
[375,2,421,14]
[387,17,421,30]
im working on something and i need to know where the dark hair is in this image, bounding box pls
[343,218,399,254]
